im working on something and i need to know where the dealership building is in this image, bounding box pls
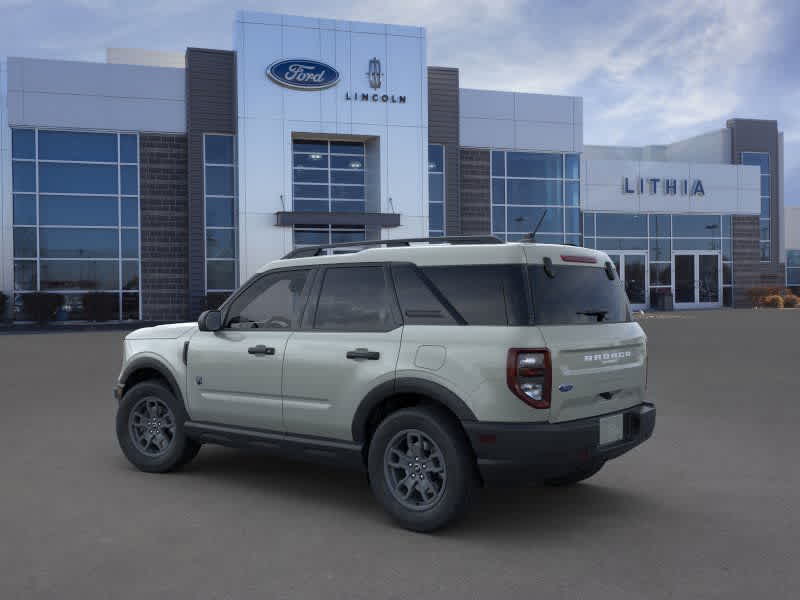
[0,10,795,321]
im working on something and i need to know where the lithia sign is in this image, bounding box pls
[623,176,705,196]
[267,57,406,103]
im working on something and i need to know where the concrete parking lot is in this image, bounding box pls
[1,309,799,599]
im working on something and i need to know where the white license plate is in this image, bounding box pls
[599,414,624,446]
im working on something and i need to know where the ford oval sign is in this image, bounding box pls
[267,59,340,90]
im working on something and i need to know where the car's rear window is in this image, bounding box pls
[529,264,631,325]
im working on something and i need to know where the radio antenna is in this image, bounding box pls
[520,209,548,243]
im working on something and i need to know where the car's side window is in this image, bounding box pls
[225,269,311,330]
[313,266,395,331]
[391,264,458,325]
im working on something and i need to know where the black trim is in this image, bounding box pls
[464,403,656,483]
[184,421,364,470]
[351,377,478,442]
[118,357,184,406]
[276,210,401,228]
[282,235,503,259]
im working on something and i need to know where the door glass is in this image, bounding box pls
[226,270,310,329]
[674,255,695,303]
[698,255,719,303]
[624,255,646,305]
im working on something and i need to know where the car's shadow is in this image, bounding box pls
[157,446,665,537]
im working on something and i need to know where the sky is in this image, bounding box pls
[1,0,798,205]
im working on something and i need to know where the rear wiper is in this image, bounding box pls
[576,310,608,322]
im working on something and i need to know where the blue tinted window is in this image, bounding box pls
[293,140,328,154]
[428,145,444,172]
[13,194,36,225]
[331,201,365,213]
[294,153,329,168]
[564,207,580,233]
[13,227,37,258]
[206,166,235,195]
[205,135,234,164]
[787,250,800,268]
[583,213,595,236]
[14,261,37,291]
[332,170,364,185]
[121,165,138,195]
[40,260,119,290]
[761,197,770,218]
[492,207,505,233]
[595,213,647,237]
[40,228,118,258]
[294,184,328,199]
[760,175,770,196]
[760,242,770,261]
[492,179,505,205]
[507,180,562,205]
[565,154,580,179]
[507,152,562,178]
[39,163,118,194]
[331,155,362,170]
[565,181,579,206]
[722,238,732,261]
[649,238,671,261]
[294,169,328,184]
[721,215,732,237]
[206,197,234,227]
[429,173,444,204]
[207,260,236,290]
[40,195,118,226]
[122,229,139,258]
[429,203,444,231]
[673,238,721,251]
[596,238,648,251]
[206,229,235,258]
[38,131,117,162]
[120,135,138,163]
[673,214,721,237]
[330,141,364,155]
[121,198,139,226]
[565,234,581,246]
[759,220,770,240]
[331,229,365,243]
[506,206,563,233]
[491,151,505,177]
[294,230,329,245]
[741,152,769,174]
[294,199,328,212]
[12,161,36,192]
[649,214,671,237]
[331,185,364,200]
[12,129,35,159]
[122,261,139,290]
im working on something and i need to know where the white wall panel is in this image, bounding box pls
[460,89,514,120]
[514,121,574,152]
[459,117,514,149]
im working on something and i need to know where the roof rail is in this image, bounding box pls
[281,235,504,259]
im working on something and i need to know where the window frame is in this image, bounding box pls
[203,132,238,294]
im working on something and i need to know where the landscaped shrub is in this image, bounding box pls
[82,292,118,322]
[22,293,64,324]
[782,294,799,308]
[762,295,784,309]
[747,287,792,307]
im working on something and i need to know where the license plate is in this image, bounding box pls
[599,414,624,446]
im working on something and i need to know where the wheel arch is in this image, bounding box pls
[119,357,184,407]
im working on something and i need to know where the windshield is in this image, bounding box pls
[529,264,631,325]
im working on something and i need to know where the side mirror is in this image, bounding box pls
[198,309,223,332]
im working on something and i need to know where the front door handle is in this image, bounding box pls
[248,345,275,356]
[346,348,380,360]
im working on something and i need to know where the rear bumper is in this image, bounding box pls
[463,403,655,483]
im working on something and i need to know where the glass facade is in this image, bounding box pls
[584,212,734,307]
[742,152,770,261]
[291,139,366,251]
[787,250,800,288]
[491,150,580,245]
[428,144,444,236]
[11,128,141,320]
[204,134,238,293]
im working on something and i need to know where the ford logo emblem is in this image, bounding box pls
[266,59,340,90]
[558,384,574,393]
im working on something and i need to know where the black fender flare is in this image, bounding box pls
[119,357,184,406]
[351,377,477,443]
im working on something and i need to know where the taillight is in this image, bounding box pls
[507,348,551,409]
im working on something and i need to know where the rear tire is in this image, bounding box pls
[368,406,476,532]
[543,461,604,486]
[116,380,201,473]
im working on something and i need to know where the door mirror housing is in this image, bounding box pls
[198,309,223,332]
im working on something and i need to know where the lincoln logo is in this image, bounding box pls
[584,351,632,363]
[367,57,382,89]
[266,59,341,90]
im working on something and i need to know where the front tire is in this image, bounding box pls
[116,380,200,473]
[368,406,476,532]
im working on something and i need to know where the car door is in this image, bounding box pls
[282,264,403,441]
[187,267,314,431]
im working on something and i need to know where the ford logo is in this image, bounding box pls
[267,59,340,90]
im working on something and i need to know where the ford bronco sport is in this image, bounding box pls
[114,236,655,532]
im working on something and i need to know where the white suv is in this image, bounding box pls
[114,236,655,532]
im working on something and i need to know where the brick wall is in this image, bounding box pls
[459,149,491,235]
[139,134,189,321]
[732,215,787,307]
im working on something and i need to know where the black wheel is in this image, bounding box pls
[543,461,605,486]
[116,380,200,473]
[368,406,476,532]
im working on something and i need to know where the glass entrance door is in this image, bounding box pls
[672,252,721,309]
[607,252,648,309]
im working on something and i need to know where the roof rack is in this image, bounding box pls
[281,235,504,259]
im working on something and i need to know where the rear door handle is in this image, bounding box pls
[248,345,275,356]
[346,348,380,360]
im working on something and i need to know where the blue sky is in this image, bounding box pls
[2,0,798,205]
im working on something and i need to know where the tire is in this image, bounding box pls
[116,380,201,473]
[368,406,477,532]
[543,461,605,486]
